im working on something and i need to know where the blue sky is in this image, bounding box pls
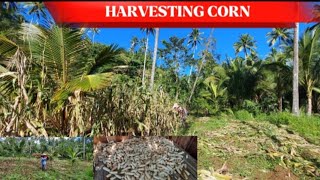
[93,24,312,65]
[21,4,314,73]
[20,4,314,68]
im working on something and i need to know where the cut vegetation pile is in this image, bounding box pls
[94,137,196,180]
[182,117,320,179]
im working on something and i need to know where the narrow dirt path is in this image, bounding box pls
[198,120,320,179]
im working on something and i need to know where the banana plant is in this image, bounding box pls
[200,75,228,114]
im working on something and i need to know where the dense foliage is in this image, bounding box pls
[0,2,320,137]
[0,137,93,161]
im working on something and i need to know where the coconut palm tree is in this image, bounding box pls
[66,146,82,165]
[129,36,139,54]
[150,28,159,91]
[292,23,300,116]
[263,48,291,111]
[223,57,258,108]
[0,2,23,37]
[299,25,320,116]
[79,28,100,45]
[140,28,155,87]
[21,24,115,99]
[0,2,18,13]
[90,28,100,45]
[187,28,203,83]
[0,23,122,135]
[233,34,256,60]
[189,29,214,103]
[23,2,48,22]
[267,28,293,48]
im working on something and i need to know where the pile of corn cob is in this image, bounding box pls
[95,137,190,180]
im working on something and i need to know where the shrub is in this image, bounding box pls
[255,113,268,121]
[234,110,254,121]
[243,100,261,116]
[263,112,294,125]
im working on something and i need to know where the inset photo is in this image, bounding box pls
[0,137,93,179]
[94,136,197,180]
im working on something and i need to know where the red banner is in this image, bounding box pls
[45,1,315,28]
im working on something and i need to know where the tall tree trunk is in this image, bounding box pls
[292,22,300,116]
[244,48,248,60]
[188,66,193,84]
[307,90,312,116]
[187,48,196,84]
[142,35,149,87]
[83,136,86,160]
[188,29,214,103]
[150,28,159,91]
[61,107,67,135]
[174,51,180,100]
[316,95,320,113]
[278,95,283,112]
[175,89,180,101]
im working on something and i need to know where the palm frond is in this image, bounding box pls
[88,44,124,74]
[313,87,320,94]
[0,35,18,58]
[66,72,114,92]
[52,72,114,103]
[0,36,19,96]
[140,28,155,36]
[21,23,88,85]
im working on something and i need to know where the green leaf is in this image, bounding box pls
[0,35,18,58]
[313,87,320,94]
[88,44,125,74]
[52,72,114,103]
[0,65,9,73]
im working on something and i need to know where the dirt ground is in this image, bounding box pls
[0,157,93,180]
[196,119,320,179]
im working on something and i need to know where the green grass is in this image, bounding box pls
[0,157,93,180]
[229,155,278,177]
[198,139,215,170]
[234,110,254,121]
[256,112,320,145]
[185,112,320,179]
[179,116,228,136]
[183,112,320,145]
[290,115,320,145]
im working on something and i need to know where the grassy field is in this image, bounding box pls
[180,114,320,179]
[0,157,93,180]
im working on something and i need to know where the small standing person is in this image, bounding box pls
[40,153,49,171]
[172,103,188,127]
